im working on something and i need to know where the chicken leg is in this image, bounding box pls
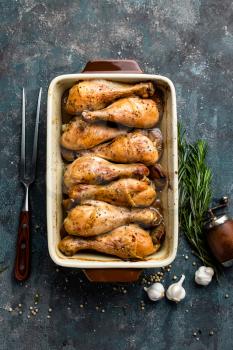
[59,224,157,259]
[66,178,156,207]
[66,79,155,114]
[63,155,149,189]
[63,200,162,236]
[61,117,127,151]
[73,129,162,165]
[82,97,159,128]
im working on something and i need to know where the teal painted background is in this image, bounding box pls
[0,1,233,349]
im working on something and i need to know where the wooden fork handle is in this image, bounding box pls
[14,211,30,281]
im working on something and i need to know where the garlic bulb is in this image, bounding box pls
[144,283,165,301]
[195,266,214,286]
[166,275,186,302]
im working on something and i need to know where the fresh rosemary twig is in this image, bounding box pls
[178,124,220,272]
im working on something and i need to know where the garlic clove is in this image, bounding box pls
[195,266,214,286]
[144,282,165,301]
[166,275,186,302]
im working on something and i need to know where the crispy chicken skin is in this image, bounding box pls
[61,128,163,164]
[82,97,159,128]
[74,129,162,165]
[66,80,155,114]
[150,222,166,246]
[61,117,127,151]
[63,200,163,236]
[149,163,167,190]
[59,224,157,259]
[63,155,149,189]
[67,178,156,208]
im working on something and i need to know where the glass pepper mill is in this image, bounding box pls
[205,196,233,267]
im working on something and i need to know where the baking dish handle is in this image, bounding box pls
[82,59,143,74]
[83,268,142,283]
[82,59,143,282]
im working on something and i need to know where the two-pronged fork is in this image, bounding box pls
[14,88,42,281]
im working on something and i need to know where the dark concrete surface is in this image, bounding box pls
[0,1,233,349]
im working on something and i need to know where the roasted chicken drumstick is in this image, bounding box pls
[82,97,159,128]
[59,224,161,259]
[66,178,156,208]
[64,200,162,236]
[73,129,162,165]
[63,155,149,189]
[61,128,163,164]
[66,79,154,114]
[61,117,127,151]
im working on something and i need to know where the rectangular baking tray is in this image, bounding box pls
[47,73,178,269]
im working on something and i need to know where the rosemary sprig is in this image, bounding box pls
[178,124,219,272]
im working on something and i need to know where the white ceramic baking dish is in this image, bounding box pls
[47,61,178,273]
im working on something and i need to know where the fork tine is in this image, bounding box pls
[20,88,26,179]
[31,87,42,180]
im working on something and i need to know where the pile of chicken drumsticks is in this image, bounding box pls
[59,79,166,260]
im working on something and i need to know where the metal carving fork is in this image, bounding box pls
[14,88,42,281]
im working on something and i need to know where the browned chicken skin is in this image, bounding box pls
[63,155,149,189]
[74,129,162,165]
[66,79,155,114]
[61,117,127,151]
[59,224,157,259]
[150,222,166,246]
[149,163,167,190]
[82,97,159,128]
[61,128,163,164]
[64,200,162,236]
[67,178,156,207]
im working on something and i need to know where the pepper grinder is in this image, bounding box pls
[205,197,233,267]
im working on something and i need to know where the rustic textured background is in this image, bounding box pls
[0,1,233,349]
